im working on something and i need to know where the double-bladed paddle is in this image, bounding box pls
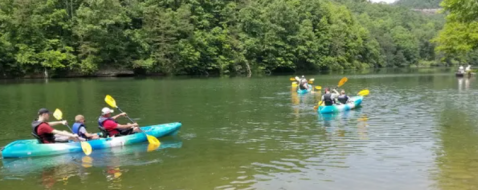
[104,95,160,147]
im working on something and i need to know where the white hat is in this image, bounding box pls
[101,107,114,115]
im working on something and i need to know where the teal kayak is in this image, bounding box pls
[1,122,181,158]
[297,84,313,94]
[2,139,182,175]
[318,96,363,114]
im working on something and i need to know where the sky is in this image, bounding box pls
[370,0,396,3]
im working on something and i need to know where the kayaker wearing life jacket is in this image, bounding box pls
[296,75,310,90]
[72,115,99,140]
[337,90,350,104]
[98,107,139,137]
[32,108,79,143]
[321,88,338,106]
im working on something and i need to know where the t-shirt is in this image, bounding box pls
[103,120,119,136]
[37,123,54,143]
[79,127,87,136]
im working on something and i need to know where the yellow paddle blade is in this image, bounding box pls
[290,77,295,81]
[53,109,63,120]
[315,86,322,90]
[308,78,315,84]
[338,77,348,87]
[81,141,92,155]
[147,143,160,152]
[105,95,118,108]
[358,89,370,96]
[146,135,160,146]
[292,82,298,87]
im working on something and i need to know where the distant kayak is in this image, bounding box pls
[318,96,363,114]
[1,122,181,158]
[297,84,313,94]
[456,72,474,77]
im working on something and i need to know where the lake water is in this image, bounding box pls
[1,68,477,190]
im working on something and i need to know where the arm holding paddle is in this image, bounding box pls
[48,120,68,126]
[111,112,128,120]
[51,129,79,139]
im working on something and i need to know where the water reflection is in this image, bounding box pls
[1,139,182,178]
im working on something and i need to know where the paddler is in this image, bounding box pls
[321,88,338,106]
[72,115,99,140]
[98,107,140,137]
[336,90,350,104]
[459,65,465,73]
[295,75,310,91]
[32,108,79,143]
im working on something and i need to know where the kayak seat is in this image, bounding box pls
[98,126,108,138]
[31,132,42,143]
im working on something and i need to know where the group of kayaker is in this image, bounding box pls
[295,75,351,106]
[32,107,140,144]
[458,65,472,74]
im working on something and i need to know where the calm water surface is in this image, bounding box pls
[1,68,477,190]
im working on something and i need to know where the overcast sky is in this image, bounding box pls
[370,0,396,3]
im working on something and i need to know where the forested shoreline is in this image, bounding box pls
[0,0,474,78]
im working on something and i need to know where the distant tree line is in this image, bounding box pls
[0,0,469,77]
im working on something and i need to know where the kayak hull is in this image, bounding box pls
[1,122,181,158]
[297,84,313,94]
[318,96,363,114]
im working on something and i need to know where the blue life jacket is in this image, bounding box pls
[72,122,88,139]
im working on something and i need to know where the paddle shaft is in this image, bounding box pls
[117,107,135,123]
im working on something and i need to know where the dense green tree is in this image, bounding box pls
[0,0,464,77]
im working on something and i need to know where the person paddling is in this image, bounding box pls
[336,90,350,104]
[32,108,79,143]
[295,75,310,90]
[98,107,140,137]
[72,115,99,140]
[321,88,338,106]
[459,65,465,74]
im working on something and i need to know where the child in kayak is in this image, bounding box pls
[72,115,99,140]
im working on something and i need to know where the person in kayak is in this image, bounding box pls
[336,90,350,104]
[466,65,472,73]
[459,65,465,73]
[72,115,99,140]
[295,75,310,90]
[321,88,338,106]
[32,108,79,143]
[98,107,140,137]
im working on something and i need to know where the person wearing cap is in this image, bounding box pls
[72,115,99,140]
[32,108,79,143]
[321,88,339,106]
[98,107,139,137]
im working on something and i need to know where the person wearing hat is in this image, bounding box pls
[32,108,80,143]
[98,107,139,137]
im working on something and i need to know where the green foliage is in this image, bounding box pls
[434,0,478,64]
[395,0,442,9]
[0,0,457,77]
